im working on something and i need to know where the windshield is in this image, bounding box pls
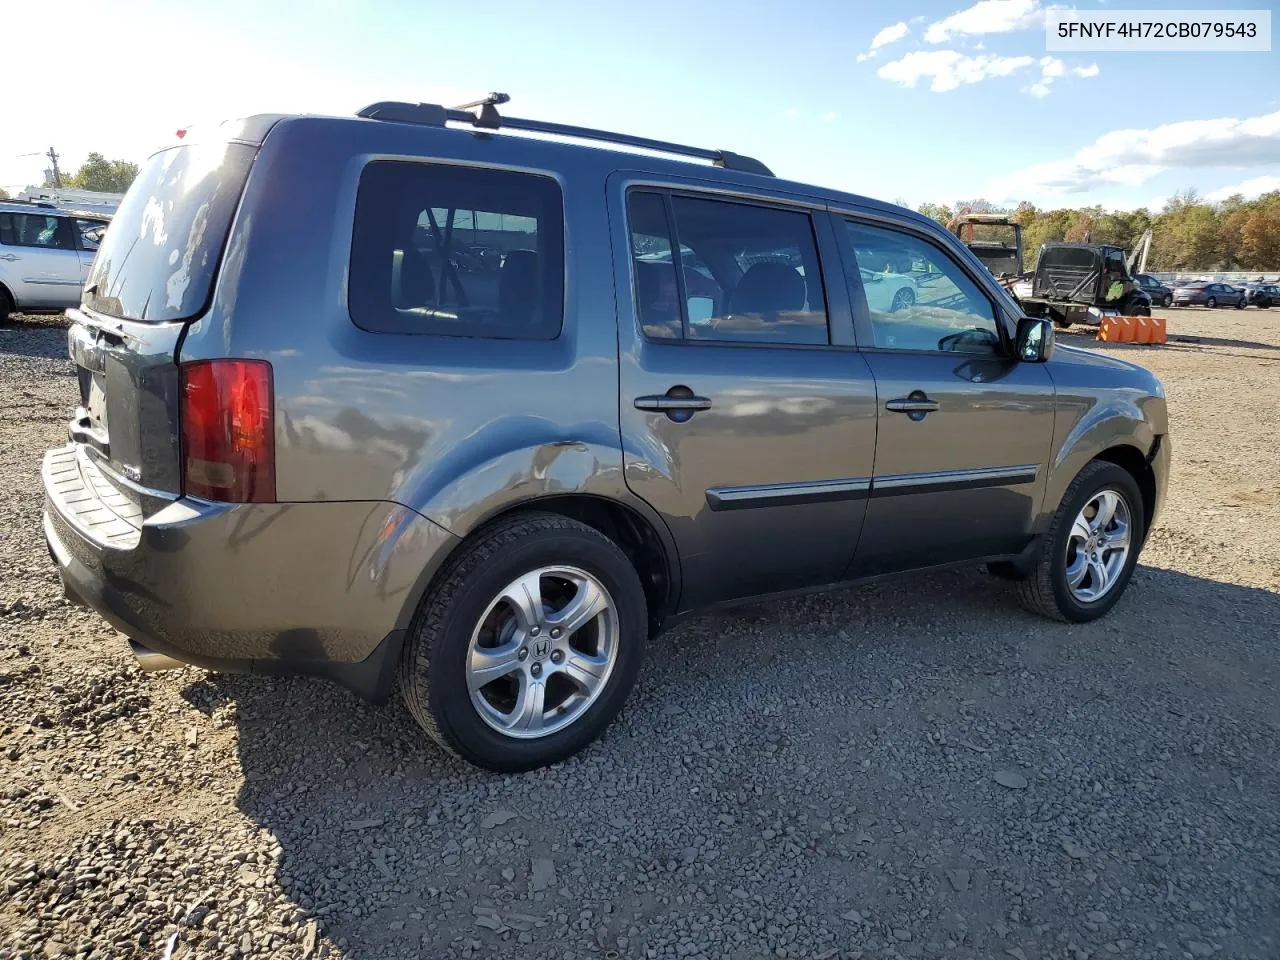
[83,140,255,323]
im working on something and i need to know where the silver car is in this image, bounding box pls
[0,200,108,323]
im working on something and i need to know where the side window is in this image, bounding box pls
[669,195,828,345]
[627,192,682,340]
[627,193,828,346]
[76,219,107,252]
[349,161,564,339]
[843,220,1001,355]
[0,213,75,250]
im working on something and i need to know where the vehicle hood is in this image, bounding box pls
[1053,342,1144,371]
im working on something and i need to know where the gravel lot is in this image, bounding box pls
[2,308,1278,960]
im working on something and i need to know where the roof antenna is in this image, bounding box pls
[452,92,509,129]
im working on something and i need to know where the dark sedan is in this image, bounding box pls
[1134,273,1173,307]
[1242,283,1279,308]
[1170,281,1246,309]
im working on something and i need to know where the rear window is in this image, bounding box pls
[348,161,565,339]
[0,213,75,250]
[83,141,255,323]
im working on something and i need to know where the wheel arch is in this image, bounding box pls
[1091,444,1157,536]
[399,493,680,639]
[1043,404,1158,526]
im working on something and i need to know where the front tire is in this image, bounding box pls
[399,512,647,772]
[1014,461,1145,623]
[0,288,13,327]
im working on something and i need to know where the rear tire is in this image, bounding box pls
[1206,297,1217,309]
[1235,297,1245,310]
[1014,461,1145,623]
[399,512,647,772]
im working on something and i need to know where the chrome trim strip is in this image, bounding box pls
[704,464,1039,511]
[706,477,871,511]
[870,464,1040,497]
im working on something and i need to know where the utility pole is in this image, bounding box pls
[46,147,62,188]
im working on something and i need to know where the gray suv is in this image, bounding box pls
[41,97,1170,771]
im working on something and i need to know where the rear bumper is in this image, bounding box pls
[42,444,458,701]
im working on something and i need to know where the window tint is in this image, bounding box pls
[0,213,74,250]
[626,191,827,346]
[844,220,1000,354]
[349,161,564,339]
[671,196,827,345]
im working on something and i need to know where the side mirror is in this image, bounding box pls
[1016,316,1054,362]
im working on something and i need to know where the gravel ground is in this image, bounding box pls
[2,309,1278,960]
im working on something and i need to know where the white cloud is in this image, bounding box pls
[784,107,800,117]
[1204,175,1280,202]
[871,21,910,50]
[857,20,910,61]
[820,112,837,122]
[992,109,1280,199]
[925,0,1051,43]
[877,50,1035,92]
[1021,55,1099,98]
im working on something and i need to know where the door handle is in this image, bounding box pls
[0,254,20,262]
[634,386,712,422]
[884,398,939,413]
[885,392,939,421]
[634,395,712,412]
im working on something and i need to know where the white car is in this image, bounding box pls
[859,267,917,313]
[0,201,108,324]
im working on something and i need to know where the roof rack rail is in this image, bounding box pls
[355,93,774,177]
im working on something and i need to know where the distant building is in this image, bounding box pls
[14,186,123,217]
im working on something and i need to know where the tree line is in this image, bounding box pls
[0,153,139,200]
[916,191,1280,273]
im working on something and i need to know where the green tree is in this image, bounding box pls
[916,202,953,225]
[44,153,139,193]
[0,187,8,199]
[70,153,139,193]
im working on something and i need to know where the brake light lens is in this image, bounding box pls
[180,360,275,503]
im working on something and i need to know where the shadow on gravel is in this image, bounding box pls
[212,562,1280,958]
[0,320,72,361]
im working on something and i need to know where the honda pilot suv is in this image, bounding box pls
[42,97,1170,771]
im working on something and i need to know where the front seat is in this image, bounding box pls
[392,248,436,310]
[726,262,807,320]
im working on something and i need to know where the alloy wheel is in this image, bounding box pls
[1064,489,1132,603]
[465,566,619,739]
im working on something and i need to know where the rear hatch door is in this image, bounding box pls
[59,129,264,525]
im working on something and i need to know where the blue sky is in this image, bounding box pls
[3,0,1277,210]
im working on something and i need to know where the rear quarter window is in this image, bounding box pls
[348,161,565,339]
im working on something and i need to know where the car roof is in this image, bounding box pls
[203,108,947,238]
[0,199,110,220]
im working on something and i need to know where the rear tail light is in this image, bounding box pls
[180,360,275,503]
